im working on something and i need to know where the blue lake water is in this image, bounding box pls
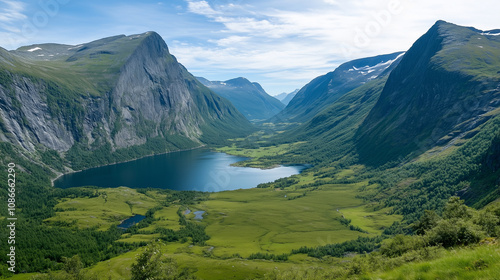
[117,215,146,229]
[53,149,308,192]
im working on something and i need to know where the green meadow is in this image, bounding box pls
[28,157,401,279]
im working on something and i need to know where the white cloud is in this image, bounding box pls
[323,0,339,5]
[210,35,249,47]
[174,0,500,94]
[0,1,28,49]
[0,0,26,23]
[2,0,500,94]
[186,0,219,16]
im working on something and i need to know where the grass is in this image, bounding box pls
[200,179,399,258]
[79,243,335,280]
[216,142,307,168]
[45,187,158,230]
[367,243,500,280]
[33,162,402,279]
[341,205,401,235]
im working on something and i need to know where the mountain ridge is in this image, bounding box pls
[356,20,500,165]
[273,51,405,123]
[197,76,284,121]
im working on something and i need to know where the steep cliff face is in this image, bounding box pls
[109,32,203,147]
[0,32,252,166]
[0,74,76,151]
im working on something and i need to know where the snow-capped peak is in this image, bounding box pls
[347,52,405,80]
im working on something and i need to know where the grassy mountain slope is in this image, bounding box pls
[273,52,404,123]
[273,77,389,165]
[357,21,500,166]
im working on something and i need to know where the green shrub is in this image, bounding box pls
[426,219,483,247]
[380,235,426,257]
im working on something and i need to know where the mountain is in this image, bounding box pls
[273,70,392,165]
[197,77,284,121]
[0,32,253,169]
[273,52,405,123]
[356,20,500,165]
[274,92,288,101]
[275,89,299,105]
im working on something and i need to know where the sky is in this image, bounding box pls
[0,0,499,95]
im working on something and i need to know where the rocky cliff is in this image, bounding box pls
[0,32,252,168]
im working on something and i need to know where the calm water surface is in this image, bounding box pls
[54,149,307,192]
[118,215,146,229]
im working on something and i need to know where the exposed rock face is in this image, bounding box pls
[0,32,251,156]
[110,32,202,147]
[0,76,75,151]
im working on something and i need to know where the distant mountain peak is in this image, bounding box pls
[275,51,405,123]
[197,76,284,121]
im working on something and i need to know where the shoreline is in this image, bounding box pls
[51,145,206,187]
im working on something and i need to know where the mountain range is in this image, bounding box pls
[0,32,253,169]
[274,89,299,105]
[273,51,405,123]
[2,20,500,279]
[196,77,284,121]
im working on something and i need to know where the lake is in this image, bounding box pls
[117,215,146,229]
[53,149,308,192]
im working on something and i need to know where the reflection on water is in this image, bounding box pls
[117,215,145,229]
[54,149,308,192]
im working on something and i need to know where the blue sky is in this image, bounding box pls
[0,0,499,95]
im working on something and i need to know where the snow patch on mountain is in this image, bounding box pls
[27,47,42,52]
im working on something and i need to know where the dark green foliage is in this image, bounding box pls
[248,253,289,261]
[66,136,200,171]
[426,219,483,247]
[380,235,427,258]
[412,210,440,235]
[136,188,208,205]
[0,142,56,221]
[131,241,198,280]
[39,149,66,172]
[377,115,500,223]
[44,81,85,140]
[7,223,136,273]
[30,255,99,280]
[177,208,210,245]
[257,177,299,189]
[292,236,384,258]
[339,217,368,233]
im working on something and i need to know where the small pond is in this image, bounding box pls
[117,214,146,229]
